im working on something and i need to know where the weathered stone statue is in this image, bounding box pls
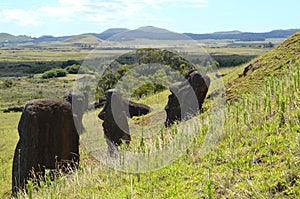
[98,89,131,154]
[12,99,79,195]
[64,91,88,134]
[165,70,210,127]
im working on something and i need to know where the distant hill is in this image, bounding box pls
[184,29,299,41]
[213,30,242,35]
[62,34,103,48]
[0,33,32,43]
[226,29,300,100]
[33,35,69,43]
[93,28,129,40]
[0,27,298,47]
[64,34,102,43]
[107,26,189,41]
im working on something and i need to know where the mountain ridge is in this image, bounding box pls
[0,27,298,45]
[107,26,189,41]
[184,29,298,41]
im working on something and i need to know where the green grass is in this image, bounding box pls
[0,32,300,198]
[0,75,77,109]
[7,58,299,198]
[226,30,300,101]
[3,59,298,198]
[0,112,21,198]
[205,47,269,56]
[0,49,132,63]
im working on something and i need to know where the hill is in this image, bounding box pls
[2,40,298,197]
[226,29,300,100]
[63,34,103,47]
[33,35,69,43]
[213,30,242,35]
[1,29,300,199]
[184,29,299,41]
[0,28,297,47]
[64,34,102,44]
[107,26,189,41]
[93,28,129,40]
[0,33,32,44]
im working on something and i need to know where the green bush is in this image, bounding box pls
[132,83,166,99]
[211,54,257,67]
[3,79,13,88]
[26,66,51,74]
[61,60,81,68]
[42,68,67,79]
[66,64,80,74]
[65,64,89,74]
[96,48,195,97]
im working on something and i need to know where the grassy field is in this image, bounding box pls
[0,75,76,109]
[0,48,134,63]
[0,32,299,198]
[205,47,269,56]
[0,47,265,73]
[0,112,20,197]
[2,60,299,198]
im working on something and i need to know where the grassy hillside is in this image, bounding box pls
[226,29,300,100]
[9,58,299,198]
[0,33,32,43]
[0,31,299,198]
[63,34,103,45]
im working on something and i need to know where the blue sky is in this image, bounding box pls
[0,0,299,37]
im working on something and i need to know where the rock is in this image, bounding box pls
[12,99,79,195]
[165,70,210,127]
[2,106,23,113]
[96,96,150,117]
[63,91,88,134]
[98,96,107,106]
[98,89,130,153]
[125,100,151,118]
[215,73,226,78]
[88,96,107,110]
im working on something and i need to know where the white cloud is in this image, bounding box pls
[0,9,42,26]
[0,0,207,28]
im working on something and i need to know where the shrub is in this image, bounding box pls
[3,79,13,88]
[26,66,51,74]
[66,64,90,74]
[42,68,67,79]
[96,48,194,97]
[61,60,81,68]
[55,68,68,77]
[66,64,80,74]
[132,83,166,99]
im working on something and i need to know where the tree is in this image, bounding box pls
[61,60,81,68]
[42,68,67,79]
[66,64,80,74]
[264,42,274,48]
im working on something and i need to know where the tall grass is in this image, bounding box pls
[1,60,299,198]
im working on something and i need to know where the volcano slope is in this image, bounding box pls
[5,30,300,198]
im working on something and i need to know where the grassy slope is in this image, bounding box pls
[63,34,103,44]
[0,32,300,198]
[16,60,299,198]
[226,30,300,100]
